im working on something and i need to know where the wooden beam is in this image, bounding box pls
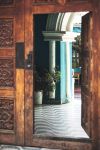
[32,1,92,14]
[31,137,92,150]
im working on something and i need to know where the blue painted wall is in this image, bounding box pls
[74,67,81,73]
[73,27,81,33]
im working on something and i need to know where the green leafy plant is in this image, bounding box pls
[42,68,60,94]
[34,67,60,96]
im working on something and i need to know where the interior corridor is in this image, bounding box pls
[34,89,89,138]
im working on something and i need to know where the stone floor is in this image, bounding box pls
[0,145,60,150]
[34,92,88,138]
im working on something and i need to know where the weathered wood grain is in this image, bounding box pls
[32,1,92,14]
[0,0,100,149]
[15,0,25,146]
[31,137,92,150]
[91,0,100,149]
[0,0,25,146]
[24,0,33,146]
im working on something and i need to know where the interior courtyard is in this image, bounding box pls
[34,12,89,139]
[0,0,100,150]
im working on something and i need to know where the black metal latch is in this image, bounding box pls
[16,42,33,70]
[25,51,33,70]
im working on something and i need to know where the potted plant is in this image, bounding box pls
[42,68,60,99]
[34,70,43,105]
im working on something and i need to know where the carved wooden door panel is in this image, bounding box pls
[81,12,92,137]
[0,0,24,145]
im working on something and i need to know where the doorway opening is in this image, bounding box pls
[33,11,91,139]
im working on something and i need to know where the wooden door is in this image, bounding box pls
[0,0,25,145]
[81,12,92,137]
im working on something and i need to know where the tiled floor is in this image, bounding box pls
[35,91,89,138]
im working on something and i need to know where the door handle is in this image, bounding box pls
[16,43,33,70]
[25,51,33,70]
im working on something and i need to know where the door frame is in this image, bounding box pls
[24,0,99,149]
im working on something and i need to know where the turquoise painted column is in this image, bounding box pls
[60,41,67,103]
